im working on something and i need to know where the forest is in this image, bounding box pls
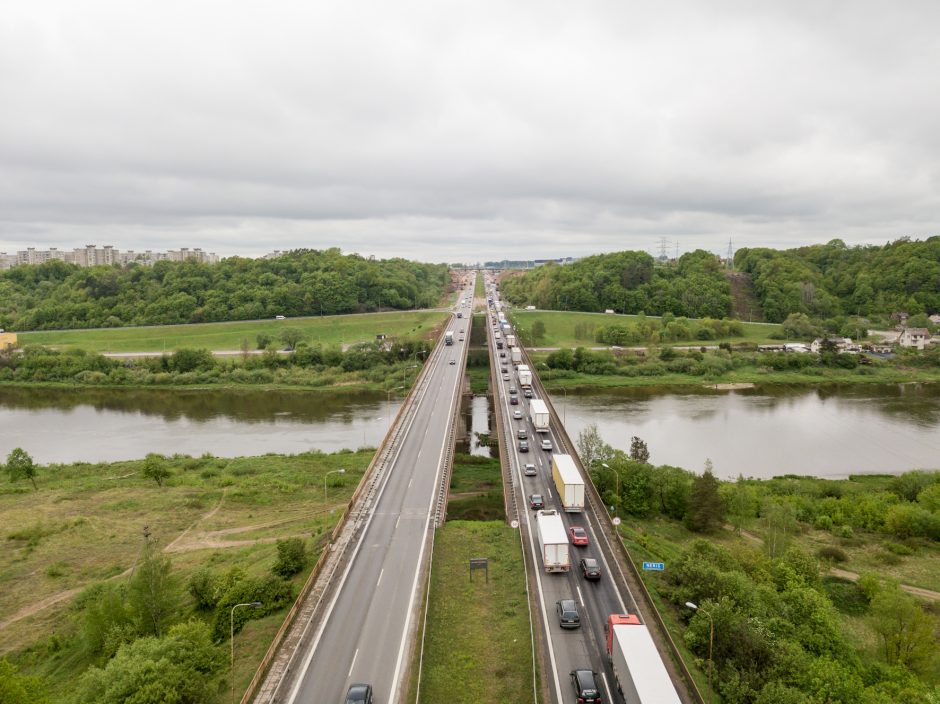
[735,237,940,323]
[0,248,450,331]
[499,249,733,318]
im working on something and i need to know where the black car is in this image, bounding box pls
[344,683,373,704]
[579,557,601,581]
[556,599,581,629]
[524,388,533,398]
[570,669,601,703]
[510,395,519,405]
[519,439,529,452]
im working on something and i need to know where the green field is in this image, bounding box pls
[509,310,781,348]
[0,450,371,702]
[415,521,535,704]
[17,311,449,353]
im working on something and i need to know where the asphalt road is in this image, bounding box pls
[283,281,476,704]
[486,279,643,704]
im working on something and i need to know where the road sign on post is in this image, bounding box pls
[642,562,665,571]
[469,557,489,583]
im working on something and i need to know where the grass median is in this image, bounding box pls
[418,520,535,704]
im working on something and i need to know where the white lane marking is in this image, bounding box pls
[547,488,552,499]
[395,515,401,530]
[408,477,414,489]
[601,672,614,704]
[388,328,465,703]
[577,585,585,607]
[348,648,359,677]
[376,568,384,588]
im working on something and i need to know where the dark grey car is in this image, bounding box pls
[344,683,373,704]
[556,599,581,629]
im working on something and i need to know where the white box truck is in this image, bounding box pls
[511,347,522,365]
[551,454,585,512]
[530,399,550,433]
[535,510,570,572]
[606,614,682,704]
[506,334,516,347]
[517,365,532,388]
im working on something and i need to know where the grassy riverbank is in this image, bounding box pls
[0,450,371,702]
[17,310,448,353]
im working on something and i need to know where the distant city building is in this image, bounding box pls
[0,245,219,270]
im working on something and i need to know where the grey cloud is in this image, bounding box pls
[1,1,938,264]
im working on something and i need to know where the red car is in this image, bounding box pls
[569,526,589,546]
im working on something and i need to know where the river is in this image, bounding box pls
[3,383,940,477]
[555,383,940,479]
[0,386,402,464]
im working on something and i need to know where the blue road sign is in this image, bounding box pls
[642,562,665,571]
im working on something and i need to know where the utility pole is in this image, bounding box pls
[727,237,734,271]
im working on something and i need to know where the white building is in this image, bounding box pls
[898,328,931,350]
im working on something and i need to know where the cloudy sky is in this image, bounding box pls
[2,1,938,263]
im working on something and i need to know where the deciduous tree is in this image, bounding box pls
[5,447,37,489]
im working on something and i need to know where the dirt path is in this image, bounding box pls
[828,567,940,601]
[1,497,344,631]
[725,525,940,601]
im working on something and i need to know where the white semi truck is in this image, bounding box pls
[530,399,550,433]
[516,364,532,388]
[606,614,682,704]
[535,510,570,572]
[551,454,585,512]
[511,347,522,365]
[506,334,516,347]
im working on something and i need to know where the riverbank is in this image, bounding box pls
[0,449,372,702]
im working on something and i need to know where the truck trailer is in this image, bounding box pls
[530,399,550,433]
[506,334,516,347]
[444,331,454,345]
[535,510,570,572]
[511,347,522,365]
[606,614,682,704]
[551,454,585,512]
[517,364,532,388]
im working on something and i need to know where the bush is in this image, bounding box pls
[884,504,940,540]
[211,574,293,641]
[817,545,847,563]
[187,567,218,610]
[271,538,308,578]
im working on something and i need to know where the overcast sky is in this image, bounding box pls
[2,1,938,263]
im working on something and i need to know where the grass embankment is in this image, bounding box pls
[510,310,780,348]
[0,450,371,702]
[533,355,940,390]
[17,310,448,353]
[475,272,485,300]
[418,521,534,704]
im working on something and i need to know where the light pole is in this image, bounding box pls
[686,602,714,704]
[324,469,346,502]
[231,601,262,704]
[602,462,619,511]
[560,386,567,424]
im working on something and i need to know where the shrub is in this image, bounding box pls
[271,538,308,578]
[817,546,847,563]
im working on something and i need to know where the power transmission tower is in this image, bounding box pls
[726,237,734,271]
[657,237,670,263]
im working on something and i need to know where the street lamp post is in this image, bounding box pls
[560,386,567,424]
[324,469,346,502]
[231,601,262,704]
[686,602,714,704]
[602,462,619,511]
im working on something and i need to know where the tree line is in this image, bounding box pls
[736,237,940,323]
[0,248,450,331]
[499,249,732,318]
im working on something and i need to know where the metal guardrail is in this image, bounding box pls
[520,346,706,704]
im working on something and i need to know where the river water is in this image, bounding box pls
[3,383,939,477]
[0,387,402,464]
[554,383,940,479]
